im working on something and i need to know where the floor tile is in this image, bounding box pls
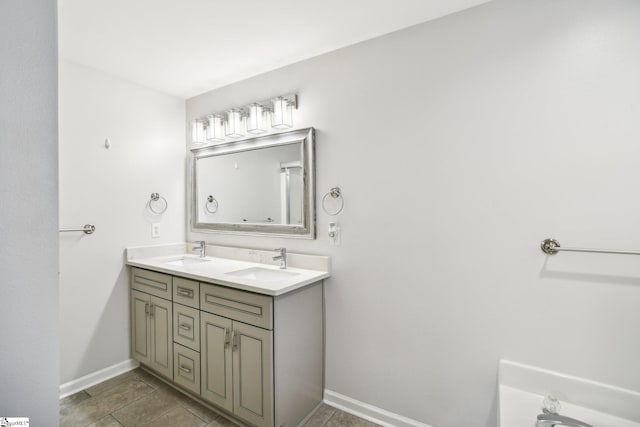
[60,379,154,427]
[111,387,181,426]
[60,390,91,411]
[204,415,239,427]
[61,367,377,427]
[178,397,220,423]
[325,410,381,427]
[87,414,124,427]
[302,403,338,427]
[136,368,171,390]
[86,370,141,397]
[139,406,206,427]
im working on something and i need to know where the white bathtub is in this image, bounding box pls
[498,360,640,427]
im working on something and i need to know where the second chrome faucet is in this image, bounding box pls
[192,240,206,257]
[273,248,287,269]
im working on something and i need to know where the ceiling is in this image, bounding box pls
[58,0,491,99]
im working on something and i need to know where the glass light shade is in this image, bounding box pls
[206,115,225,142]
[271,97,293,129]
[191,119,206,143]
[246,103,267,135]
[225,109,244,138]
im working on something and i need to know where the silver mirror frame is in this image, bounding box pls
[188,127,316,239]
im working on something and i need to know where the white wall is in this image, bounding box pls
[186,1,640,426]
[58,60,185,383]
[0,0,59,424]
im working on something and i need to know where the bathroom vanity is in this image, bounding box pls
[126,244,329,427]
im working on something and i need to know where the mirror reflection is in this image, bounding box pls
[190,128,315,238]
[196,144,303,225]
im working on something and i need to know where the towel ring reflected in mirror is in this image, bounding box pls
[322,187,344,216]
[205,195,218,214]
[148,192,168,214]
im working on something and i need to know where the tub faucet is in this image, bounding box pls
[272,248,287,269]
[192,240,206,258]
[537,413,593,427]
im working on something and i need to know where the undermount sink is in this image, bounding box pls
[226,266,300,282]
[164,256,211,266]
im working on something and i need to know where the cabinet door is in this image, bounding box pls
[201,311,233,412]
[232,322,273,427]
[131,290,150,365]
[149,295,173,379]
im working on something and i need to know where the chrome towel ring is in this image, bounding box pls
[148,192,168,214]
[205,195,219,213]
[322,187,344,216]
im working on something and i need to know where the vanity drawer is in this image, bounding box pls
[173,303,200,352]
[173,343,200,395]
[200,283,273,330]
[131,267,172,300]
[173,277,199,309]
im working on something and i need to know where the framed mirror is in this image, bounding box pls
[189,127,315,238]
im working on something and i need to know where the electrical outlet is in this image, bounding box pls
[328,222,341,245]
[151,222,161,238]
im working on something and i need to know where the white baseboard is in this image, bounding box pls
[324,389,432,427]
[59,359,140,399]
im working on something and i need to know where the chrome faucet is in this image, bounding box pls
[192,240,206,258]
[272,248,287,269]
[537,412,593,427]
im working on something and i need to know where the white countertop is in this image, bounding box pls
[125,244,330,296]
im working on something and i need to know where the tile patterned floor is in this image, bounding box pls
[59,368,379,427]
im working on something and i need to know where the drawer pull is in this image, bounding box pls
[179,323,192,331]
[177,287,193,297]
[150,303,154,317]
[145,302,149,314]
[179,366,192,374]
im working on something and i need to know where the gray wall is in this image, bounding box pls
[187,1,640,426]
[0,0,60,424]
[59,60,186,384]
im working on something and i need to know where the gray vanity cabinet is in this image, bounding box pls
[130,266,324,427]
[130,289,173,379]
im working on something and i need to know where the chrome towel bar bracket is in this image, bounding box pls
[541,238,640,256]
[59,224,96,235]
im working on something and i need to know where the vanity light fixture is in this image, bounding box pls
[191,93,297,144]
[206,114,225,142]
[271,96,294,129]
[225,109,245,138]
[191,119,207,144]
[246,103,268,134]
